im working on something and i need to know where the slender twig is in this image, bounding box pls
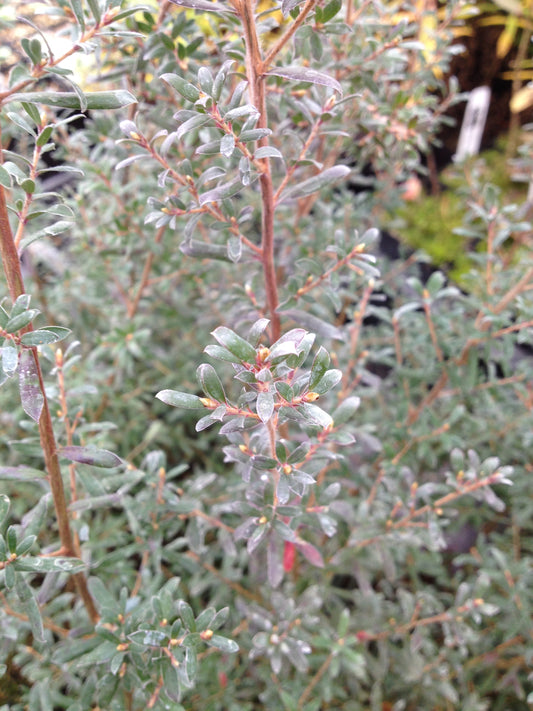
[55,349,82,557]
[0,591,70,638]
[127,225,165,319]
[341,278,375,395]
[262,0,320,69]
[392,315,411,406]
[359,469,506,550]
[239,0,280,340]
[391,422,450,466]
[0,183,99,624]
[273,109,324,204]
[422,291,444,362]
[185,550,261,602]
[357,599,487,642]
[297,651,334,710]
[14,130,43,249]
[490,267,533,317]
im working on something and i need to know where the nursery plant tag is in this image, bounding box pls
[454,86,491,161]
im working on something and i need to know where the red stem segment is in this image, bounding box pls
[239,0,281,342]
[0,185,99,623]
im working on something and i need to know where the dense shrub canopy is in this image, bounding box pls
[0,1,533,709]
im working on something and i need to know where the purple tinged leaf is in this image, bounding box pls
[58,446,122,468]
[19,350,43,422]
[295,539,324,568]
[267,66,343,96]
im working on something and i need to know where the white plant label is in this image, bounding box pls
[454,86,491,161]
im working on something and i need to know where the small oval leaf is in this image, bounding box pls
[58,446,122,468]
[197,363,227,403]
[211,327,257,363]
[156,390,206,409]
[20,328,70,346]
[267,66,343,96]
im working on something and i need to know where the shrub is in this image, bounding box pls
[1,1,533,709]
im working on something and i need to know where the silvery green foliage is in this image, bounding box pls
[1,1,533,710]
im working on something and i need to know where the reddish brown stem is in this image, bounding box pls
[0,184,99,624]
[239,0,281,341]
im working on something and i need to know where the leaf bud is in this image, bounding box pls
[200,397,218,408]
[257,347,270,363]
[304,392,320,402]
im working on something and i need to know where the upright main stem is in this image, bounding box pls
[0,184,99,624]
[239,0,281,342]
